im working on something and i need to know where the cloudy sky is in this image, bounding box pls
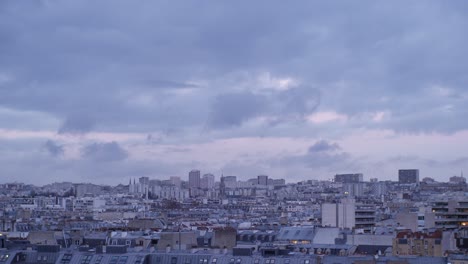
[1,0,467,185]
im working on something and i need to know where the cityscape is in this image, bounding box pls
[1,170,468,263]
[1,0,468,264]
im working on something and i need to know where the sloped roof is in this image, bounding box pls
[313,228,340,244]
[276,227,315,241]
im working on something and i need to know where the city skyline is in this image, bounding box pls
[0,168,462,187]
[1,1,468,185]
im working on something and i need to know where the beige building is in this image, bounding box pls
[392,230,443,257]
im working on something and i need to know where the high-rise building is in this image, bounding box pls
[170,176,181,187]
[398,169,419,184]
[200,174,215,189]
[257,175,268,185]
[223,176,237,189]
[334,173,363,183]
[189,170,201,189]
[342,182,364,197]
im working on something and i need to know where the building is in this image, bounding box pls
[200,174,215,189]
[74,183,102,197]
[398,169,419,184]
[370,181,387,197]
[322,198,355,229]
[222,176,237,189]
[393,229,443,256]
[342,182,365,197]
[257,175,268,185]
[450,175,466,184]
[189,170,201,189]
[170,176,182,187]
[395,206,436,232]
[431,200,468,229]
[334,174,363,183]
[211,227,237,249]
[354,204,376,233]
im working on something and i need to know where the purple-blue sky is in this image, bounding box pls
[0,0,467,185]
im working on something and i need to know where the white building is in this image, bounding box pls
[321,198,356,229]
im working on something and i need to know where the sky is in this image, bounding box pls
[1,0,468,185]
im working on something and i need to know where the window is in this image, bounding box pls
[0,254,9,262]
[126,240,131,246]
[171,257,178,264]
[95,256,104,264]
[118,256,128,264]
[135,256,144,264]
[398,239,408,244]
[81,255,93,264]
[211,258,217,263]
[109,256,119,264]
[61,254,73,264]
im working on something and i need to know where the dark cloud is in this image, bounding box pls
[81,141,128,162]
[279,87,321,118]
[0,0,467,183]
[0,1,466,135]
[278,140,352,169]
[43,140,64,157]
[308,140,340,153]
[208,92,268,128]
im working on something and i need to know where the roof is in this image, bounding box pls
[396,229,443,239]
[312,228,339,244]
[276,227,315,241]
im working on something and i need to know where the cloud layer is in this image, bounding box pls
[0,0,467,184]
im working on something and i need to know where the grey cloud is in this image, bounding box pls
[208,92,268,128]
[0,147,195,185]
[387,155,420,163]
[280,87,321,117]
[278,140,352,169]
[308,140,340,153]
[0,0,467,135]
[386,155,440,167]
[58,114,95,134]
[43,140,64,157]
[81,141,128,162]
[449,157,468,167]
[1,0,468,184]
